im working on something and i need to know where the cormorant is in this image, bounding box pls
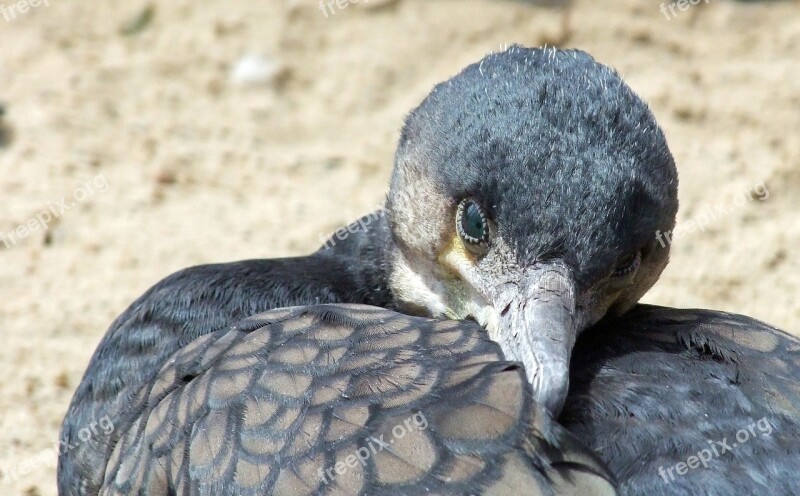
[58,46,800,495]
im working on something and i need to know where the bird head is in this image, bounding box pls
[385,46,678,415]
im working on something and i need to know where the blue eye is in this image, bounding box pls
[457,199,490,246]
[612,252,641,277]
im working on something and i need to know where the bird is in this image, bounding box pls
[58,45,800,495]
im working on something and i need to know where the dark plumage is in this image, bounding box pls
[392,48,675,279]
[59,46,800,495]
[58,216,394,494]
[564,305,800,495]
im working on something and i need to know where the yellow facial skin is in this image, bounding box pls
[388,221,498,332]
[438,233,478,273]
[386,233,471,320]
[436,234,498,333]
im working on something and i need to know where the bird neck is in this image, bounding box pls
[317,209,397,308]
[327,209,451,319]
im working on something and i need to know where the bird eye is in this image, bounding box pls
[612,252,641,277]
[457,199,490,247]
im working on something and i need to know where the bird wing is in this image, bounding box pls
[98,304,616,496]
[563,304,800,495]
[58,255,391,494]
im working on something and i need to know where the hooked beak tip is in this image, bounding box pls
[494,265,578,417]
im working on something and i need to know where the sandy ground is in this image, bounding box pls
[1,0,799,493]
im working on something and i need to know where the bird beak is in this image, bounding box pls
[491,264,577,417]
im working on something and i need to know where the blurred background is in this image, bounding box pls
[1,0,799,493]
